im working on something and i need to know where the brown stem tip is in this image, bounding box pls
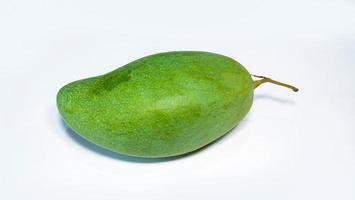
[252,74,299,92]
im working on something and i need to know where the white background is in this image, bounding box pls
[1,0,355,199]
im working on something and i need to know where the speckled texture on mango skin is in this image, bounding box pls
[57,51,253,158]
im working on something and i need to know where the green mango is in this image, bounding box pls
[57,51,298,158]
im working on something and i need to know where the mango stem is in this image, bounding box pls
[252,74,299,92]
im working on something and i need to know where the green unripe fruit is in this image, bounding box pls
[57,51,298,158]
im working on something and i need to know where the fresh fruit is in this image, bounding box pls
[57,51,298,158]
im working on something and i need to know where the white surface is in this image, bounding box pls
[1,0,355,199]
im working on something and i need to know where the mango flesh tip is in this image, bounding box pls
[57,51,296,158]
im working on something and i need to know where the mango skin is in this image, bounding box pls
[57,51,253,158]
